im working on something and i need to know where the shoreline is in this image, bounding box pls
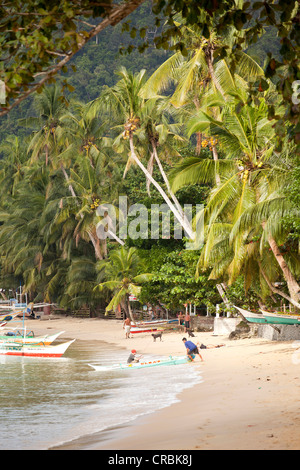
[25,316,300,450]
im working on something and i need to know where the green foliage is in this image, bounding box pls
[146,1,299,151]
[0,4,299,314]
[138,246,219,310]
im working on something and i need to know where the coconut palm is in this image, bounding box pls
[95,246,153,320]
[0,135,30,201]
[24,88,123,259]
[0,167,58,299]
[140,18,264,162]
[170,93,300,307]
[91,67,195,240]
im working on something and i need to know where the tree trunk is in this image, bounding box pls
[129,136,195,240]
[259,261,300,310]
[59,162,122,258]
[196,132,202,155]
[267,233,300,304]
[211,145,221,185]
[127,297,134,322]
[205,44,225,98]
[151,140,185,219]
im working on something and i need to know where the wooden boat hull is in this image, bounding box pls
[89,355,191,371]
[0,339,75,357]
[0,312,19,323]
[260,310,300,325]
[0,331,64,346]
[131,319,177,334]
[234,306,267,324]
[130,326,160,334]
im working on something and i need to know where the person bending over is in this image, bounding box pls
[182,338,204,362]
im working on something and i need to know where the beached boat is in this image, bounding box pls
[0,339,75,357]
[0,301,54,318]
[260,310,300,325]
[88,355,191,371]
[233,306,267,324]
[0,312,20,323]
[0,330,64,346]
[0,311,24,328]
[130,319,177,334]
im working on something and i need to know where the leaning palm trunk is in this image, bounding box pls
[150,140,185,218]
[267,233,300,306]
[205,44,225,99]
[127,297,134,322]
[259,261,300,310]
[260,221,300,305]
[129,136,195,240]
[211,145,221,185]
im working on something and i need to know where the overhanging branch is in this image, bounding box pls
[0,0,145,117]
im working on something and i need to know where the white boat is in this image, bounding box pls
[131,319,177,334]
[0,330,64,346]
[0,312,20,327]
[260,309,300,325]
[0,339,75,357]
[0,301,54,318]
[88,355,191,371]
[233,306,267,324]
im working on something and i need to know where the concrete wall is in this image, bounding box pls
[257,324,300,341]
[213,318,240,336]
[191,316,214,332]
[212,317,300,341]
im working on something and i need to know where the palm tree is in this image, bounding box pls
[0,135,29,201]
[95,246,153,320]
[0,167,57,299]
[24,87,123,259]
[140,19,264,161]
[170,92,300,307]
[91,67,195,240]
[57,101,127,254]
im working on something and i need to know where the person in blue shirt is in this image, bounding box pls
[182,337,204,362]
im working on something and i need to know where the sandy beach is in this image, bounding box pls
[25,315,300,450]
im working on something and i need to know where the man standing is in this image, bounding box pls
[184,311,191,332]
[123,316,131,339]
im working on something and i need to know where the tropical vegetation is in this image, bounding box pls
[0,4,299,317]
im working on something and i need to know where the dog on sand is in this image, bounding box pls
[151,332,163,342]
[187,329,196,338]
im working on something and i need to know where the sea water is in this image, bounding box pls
[0,340,202,450]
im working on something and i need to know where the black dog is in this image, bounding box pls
[151,332,163,342]
[187,329,195,338]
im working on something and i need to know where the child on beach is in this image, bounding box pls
[127,349,142,364]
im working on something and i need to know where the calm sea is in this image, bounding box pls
[0,339,202,450]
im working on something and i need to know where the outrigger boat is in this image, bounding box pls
[0,312,20,327]
[88,355,191,371]
[131,319,177,334]
[234,305,300,326]
[234,306,267,324]
[0,339,75,357]
[0,301,54,318]
[260,309,300,325]
[0,329,64,346]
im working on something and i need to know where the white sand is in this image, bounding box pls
[25,316,300,450]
